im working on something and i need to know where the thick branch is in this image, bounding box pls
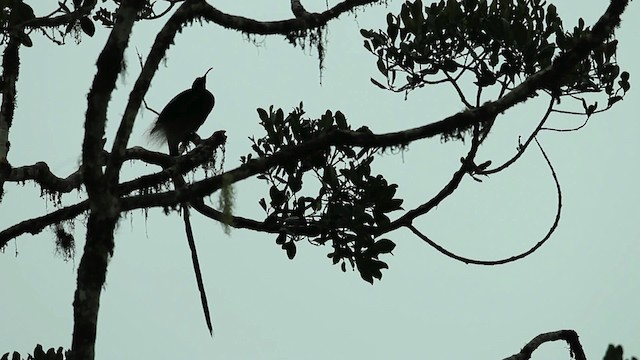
[0,36,20,195]
[72,1,146,360]
[82,1,141,206]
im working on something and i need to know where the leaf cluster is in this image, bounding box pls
[2,345,68,360]
[244,103,402,283]
[361,0,630,105]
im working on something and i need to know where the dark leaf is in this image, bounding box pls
[256,108,269,122]
[289,176,302,193]
[537,45,555,67]
[387,13,398,41]
[376,57,388,76]
[258,198,267,211]
[374,211,390,227]
[363,40,372,52]
[269,185,286,208]
[607,96,622,106]
[80,16,95,37]
[335,111,348,129]
[33,344,45,359]
[323,166,338,188]
[276,232,286,245]
[275,108,284,125]
[620,71,630,82]
[442,59,458,73]
[283,241,296,259]
[359,268,374,284]
[360,29,373,38]
[387,198,404,211]
[586,102,597,117]
[546,4,557,26]
[620,80,630,93]
[370,78,387,89]
[373,238,396,254]
[475,71,496,87]
[619,72,630,92]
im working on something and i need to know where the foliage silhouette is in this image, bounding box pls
[0,0,633,359]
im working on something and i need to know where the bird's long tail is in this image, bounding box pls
[182,203,214,335]
[174,174,213,335]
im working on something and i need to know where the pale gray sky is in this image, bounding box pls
[1,1,638,359]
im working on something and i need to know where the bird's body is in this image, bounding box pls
[150,68,215,155]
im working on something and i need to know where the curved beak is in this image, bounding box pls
[203,67,213,78]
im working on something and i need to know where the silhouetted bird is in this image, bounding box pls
[150,68,215,156]
[149,70,216,335]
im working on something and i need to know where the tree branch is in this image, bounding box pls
[407,138,562,265]
[479,98,554,175]
[376,125,484,235]
[116,132,227,196]
[20,0,98,29]
[82,1,140,204]
[291,0,311,18]
[0,36,20,197]
[196,0,383,34]
[72,1,147,359]
[503,330,587,360]
[0,200,89,248]
[190,199,280,234]
[8,162,85,194]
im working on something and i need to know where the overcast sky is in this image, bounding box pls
[1,1,638,359]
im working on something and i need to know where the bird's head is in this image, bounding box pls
[192,67,213,89]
